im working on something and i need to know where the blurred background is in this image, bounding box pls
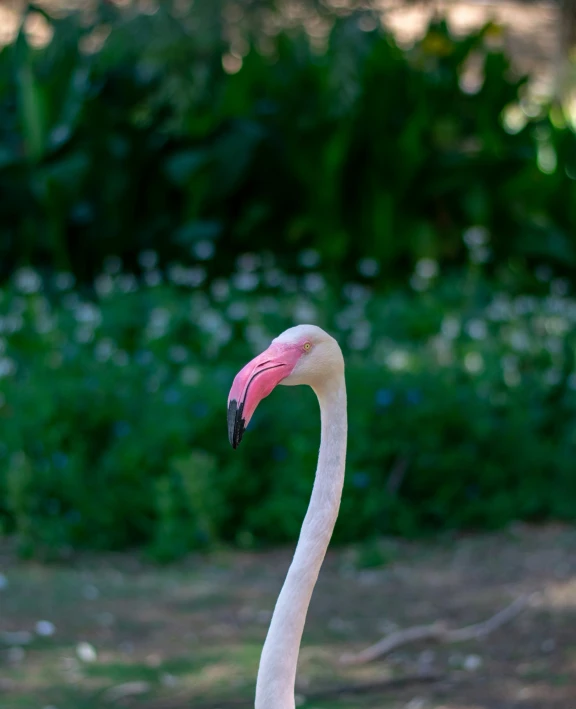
[1,1,576,707]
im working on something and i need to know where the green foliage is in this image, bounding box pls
[2,2,576,558]
[0,261,575,559]
[0,2,575,283]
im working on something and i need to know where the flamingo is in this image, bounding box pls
[228,324,347,709]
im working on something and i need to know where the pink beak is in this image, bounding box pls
[227,342,302,448]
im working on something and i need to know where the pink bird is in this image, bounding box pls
[228,324,347,709]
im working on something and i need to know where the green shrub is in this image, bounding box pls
[0,257,575,559]
[1,2,575,285]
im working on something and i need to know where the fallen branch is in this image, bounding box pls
[340,594,529,665]
[139,671,444,709]
[298,670,444,700]
[103,681,151,702]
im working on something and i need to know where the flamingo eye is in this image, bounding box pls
[303,342,312,352]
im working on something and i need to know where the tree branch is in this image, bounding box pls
[340,594,529,665]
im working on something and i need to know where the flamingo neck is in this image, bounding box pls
[255,376,347,709]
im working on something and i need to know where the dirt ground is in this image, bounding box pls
[0,1,563,90]
[1,524,576,709]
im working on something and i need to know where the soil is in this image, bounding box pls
[0,1,564,93]
[1,524,576,708]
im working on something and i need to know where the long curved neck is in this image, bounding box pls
[255,375,347,709]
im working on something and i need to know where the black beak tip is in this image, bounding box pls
[227,399,246,450]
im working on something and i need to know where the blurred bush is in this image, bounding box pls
[2,2,576,559]
[1,258,575,559]
[1,1,575,285]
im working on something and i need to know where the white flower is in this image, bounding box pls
[36,620,56,637]
[14,267,41,294]
[357,258,379,278]
[147,308,170,339]
[335,304,363,331]
[487,294,512,321]
[386,350,410,371]
[410,274,428,292]
[463,654,482,671]
[343,283,369,302]
[464,351,484,374]
[75,303,101,326]
[466,319,487,340]
[144,270,162,287]
[75,327,94,344]
[293,300,318,324]
[54,272,76,291]
[544,315,568,336]
[198,310,224,333]
[5,314,23,334]
[302,273,325,294]
[95,339,115,362]
[405,699,427,709]
[233,272,259,292]
[245,324,272,353]
[441,316,460,340]
[298,249,320,268]
[94,274,114,297]
[193,240,215,260]
[509,329,530,351]
[181,366,200,386]
[348,322,371,351]
[469,246,490,264]
[545,296,567,317]
[463,226,489,248]
[213,321,232,346]
[161,673,178,687]
[227,302,248,321]
[0,358,16,378]
[76,642,97,663]
[416,258,438,279]
[138,250,158,270]
[430,334,453,366]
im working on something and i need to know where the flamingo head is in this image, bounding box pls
[227,324,343,448]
